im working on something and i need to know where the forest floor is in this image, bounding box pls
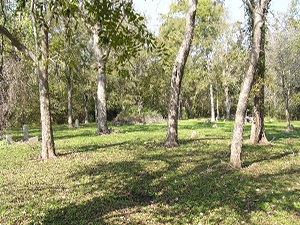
[0,119,300,225]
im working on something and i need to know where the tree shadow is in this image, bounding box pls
[38,148,300,224]
[242,151,298,167]
[57,141,130,157]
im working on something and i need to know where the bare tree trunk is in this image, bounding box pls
[216,90,220,121]
[67,66,73,128]
[84,93,89,124]
[96,57,108,133]
[164,0,197,148]
[210,83,215,122]
[0,4,56,159]
[250,92,268,144]
[224,83,231,120]
[39,21,56,159]
[93,28,110,134]
[94,96,97,122]
[250,16,268,144]
[285,83,291,129]
[230,0,271,168]
[250,72,268,144]
[179,95,183,120]
[281,71,291,129]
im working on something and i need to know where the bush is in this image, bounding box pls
[112,106,164,125]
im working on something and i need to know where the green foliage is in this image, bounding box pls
[266,5,300,120]
[1,120,300,224]
[107,49,169,118]
[85,0,155,63]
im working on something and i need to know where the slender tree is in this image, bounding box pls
[164,0,197,148]
[249,2,269,144]
[92,25,110,134]
[230,0,271,168]
[82,0,153,134]
[0,0,56,159]
[30,0,56,158]
[210,83,216,122]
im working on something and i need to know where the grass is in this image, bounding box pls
[0,119,299,225]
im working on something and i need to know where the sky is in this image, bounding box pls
[132,0,292,33]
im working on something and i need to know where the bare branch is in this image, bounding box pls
[0,25,35,61]
[242,0,254,13]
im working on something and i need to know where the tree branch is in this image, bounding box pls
[0,25,35,61]
[243,0,254,13]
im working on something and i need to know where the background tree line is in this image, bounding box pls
[1,0,300,162]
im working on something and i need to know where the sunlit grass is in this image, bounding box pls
[0,119,299,224]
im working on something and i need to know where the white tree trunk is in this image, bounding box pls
[84,93,89,124]
[224,83,231,120]
[210,83,215,122]
[93,27,109,134]
[230,0,271,168]
[67,66,73,128]
[164,0,197,147]
[38,21,56,159]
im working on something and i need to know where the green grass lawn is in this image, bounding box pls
[0,119,299,224]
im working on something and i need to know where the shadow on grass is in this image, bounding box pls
[243,151,298,167]
[57,141,130,156]
[38,148,300,224]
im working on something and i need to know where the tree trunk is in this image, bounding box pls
[93,28,110,134]
[67,66,73,128]
[94,96,97,122]
[0,6,56,159]
[230,0,270,168]
[84,93,89,124]
[285,83,291,129]
[249,88,268,145]
[164,0,197,148]
[216,90,220,121]
[39,21,56,159]
[250,14,268,144]
[96,57,108,133]
[224,83,231,120]
[210,83,215,122]
[250,93,268,144]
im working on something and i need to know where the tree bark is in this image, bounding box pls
[210,83,216,122]
[38,21,56,159]
[93,28,110,134]
[94,96,97,122]
[250,14,268,144]
[0,4,56,159]
[285,83,291,129]
[67,66,73,128]
[224,82,231,120]
[230,0,271,168]
[84,93,89,124]
[0,25,35,61]
[164,0,197,148]
[250,91,268,144]
[216,91,220,121]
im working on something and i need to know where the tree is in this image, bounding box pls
[81,0,154,134]
[230,0,271,169]
[30,0,56,159]
[266,1,300,128]
[211,21,247,121]
[164,0,197,148]
[249,1,269,144]
[0,0,57,159]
